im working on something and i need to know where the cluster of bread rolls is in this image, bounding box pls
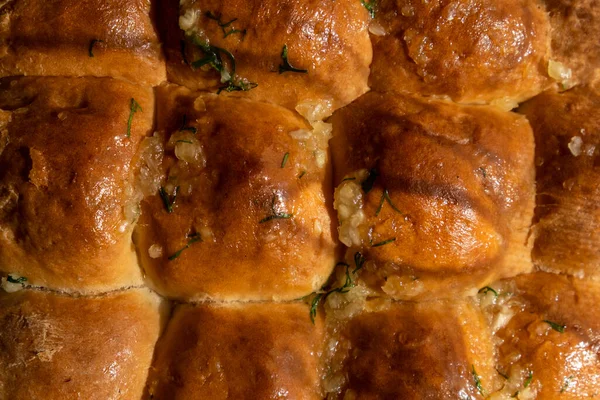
[0,0,598,399]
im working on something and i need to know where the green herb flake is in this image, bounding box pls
[188,36,257,94]
[298,170,307,179]
[168,233,202,261]
[281,152,290,168]
[126,98,142,138]
[496,368,509,380]
[205,11,246,39]
[308,262,355,324]
[353,252,366,273]
[375,188,402,216]
[6,275,27,284]
[307,253,369,323]
[278,44,308,74]
[360,0,376,18]
[217,79,258,93]
[341,177,356,182]
[89,39,103,57]
[543,320,566,333]
[524,371,533,388]
[479,166,487,178]
[176,140,193,144]
[472,365,486,396]
[309,293,324,324]
[159,186,179,214]
[180,114,197,134]
[478,286,498,297]
[361,168,378,194]
[375,189,386,216]
[259,213,293,223]
[561,376,574,393]
[260,195,294,223]
[372,237,396,247]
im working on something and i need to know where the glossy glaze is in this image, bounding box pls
[146,303,323,400]
[0,288,164,400]
[369,0,551,106]
[135,84,336,301]
[164,0,371,113]
[330,91,535,300]
[0,0,166,84]
[0,76,153,292]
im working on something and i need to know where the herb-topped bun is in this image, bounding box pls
[368,0,552,109]
[134,84,336,301]
[164,0,372,116]
[0,288,165,400]
[0,77,153,293]
[0,0,166,85]
[329,91,535,300]
[322,298,498,399]
[1,0,600,398]
[146,302,324,399]
[477,272,600,399]
[518,83,600,279]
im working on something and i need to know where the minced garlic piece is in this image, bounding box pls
[1,274,27,293]
[548,60,574,89]
[334,178,366,247]
[148,244,163,259]
[568,136,583,157]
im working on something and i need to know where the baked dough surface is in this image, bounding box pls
[0,0,598,398]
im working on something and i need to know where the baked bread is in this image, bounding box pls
[163,0,372,114]
[518,82,600,279]
[0,288,165,400]
[145,303,324,399]
[0,0,166,85]
[368,0,552,108]
[135,84,336,301]
[323,298,498,399]
[0,0,599,399]
[330,91,535,300]
[0,76,153,293]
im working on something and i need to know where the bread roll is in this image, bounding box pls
[0,77,153,293]
[0,1,598,397]
[519,84,600,279]
[479,272,600,398]
[330,91,535,300]
[544,0,600,86]
[0,288,165,400]
[134,84,336,301]
[145,302,323,399]
[323,298,498,399]
[0,0,166,85]
[368,0,551,108]
[163,0,372,115]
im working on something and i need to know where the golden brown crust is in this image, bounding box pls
[544,0,600,85]
[0,288,165,400]
[0,0,166,85]
[145,302,323,400]
[324,299,498,399]
[0,77,154,292]
[484,272,600,398]
[134,84,336,301]
[518,84,600,279]
[164,0,372,114]
[369,0,552,107]
[330,91,535,300]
